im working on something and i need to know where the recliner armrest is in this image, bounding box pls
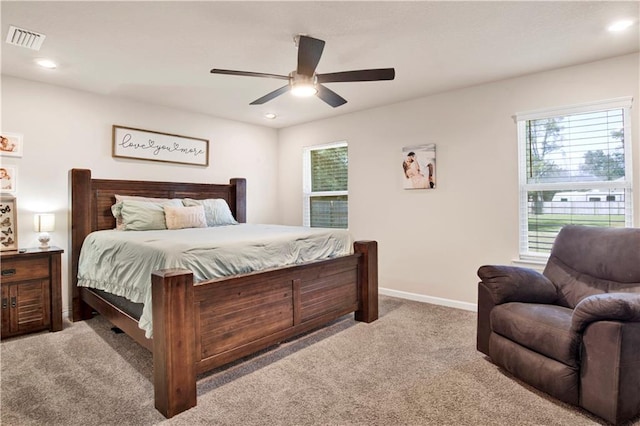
[477,265,557,305]
[571,293,640,333]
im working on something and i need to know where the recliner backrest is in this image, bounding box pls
[543,225,640,308]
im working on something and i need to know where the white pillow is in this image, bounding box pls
[182,198,238,226]
[164,205,207,230]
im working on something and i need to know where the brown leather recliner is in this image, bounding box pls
[477,225,640,424]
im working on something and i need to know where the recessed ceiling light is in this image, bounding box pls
[264,113,277,120]
[36,58,57,69]
[608,19,634,32]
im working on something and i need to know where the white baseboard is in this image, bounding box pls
[379,287,477,312]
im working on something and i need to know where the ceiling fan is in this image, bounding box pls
[210,34,395,108]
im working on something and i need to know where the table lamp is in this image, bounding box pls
[34,213,55,249]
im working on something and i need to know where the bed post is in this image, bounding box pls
[152,269,197,418]
[354,240,378,323]
[71,168,94,321]
[230,178,246,223]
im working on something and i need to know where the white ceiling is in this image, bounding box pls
[1,1,638,129]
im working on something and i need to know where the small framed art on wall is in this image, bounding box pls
[0,166,17,194]
[0,133,23,158]
[402,144,436,190]
[0,196,18,251]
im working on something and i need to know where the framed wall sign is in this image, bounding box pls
[112,125,209,166]
[0,196,18,251]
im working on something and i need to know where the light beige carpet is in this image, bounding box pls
[1,296,635,425]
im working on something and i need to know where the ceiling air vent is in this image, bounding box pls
[5,25,46,51]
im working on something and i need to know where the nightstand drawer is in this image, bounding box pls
[1,257,49,284]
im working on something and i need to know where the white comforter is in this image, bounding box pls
[77,224,353,337]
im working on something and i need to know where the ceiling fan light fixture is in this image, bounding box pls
[290,71,317,97]
[291,83,317,97]
[289,71,318,98]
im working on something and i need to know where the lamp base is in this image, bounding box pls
[38,232,51,249]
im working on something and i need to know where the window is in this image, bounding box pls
[303,142,348,228]
[516,97,633,256]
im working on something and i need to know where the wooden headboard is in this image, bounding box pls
[69,168,246,319]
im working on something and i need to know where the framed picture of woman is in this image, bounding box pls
[402,144,436,190]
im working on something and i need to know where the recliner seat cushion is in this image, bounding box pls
[491,302,579,367]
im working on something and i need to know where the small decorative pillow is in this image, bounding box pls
[164,205,207,230]
[120,200,178,231]
[182,198,238,226]
[112,195,181,230]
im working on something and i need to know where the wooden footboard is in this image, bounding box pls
[70,168,378,418]
[151,240,377,417]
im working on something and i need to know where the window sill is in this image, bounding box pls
[511,255,548,272]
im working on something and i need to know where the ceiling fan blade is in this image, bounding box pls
[249,85,290,105]
[316,84,347,108]
[297,35,325,77]
[211,69,289,81]
[317,68,395,83]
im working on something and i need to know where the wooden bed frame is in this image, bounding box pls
[70,168,378,418]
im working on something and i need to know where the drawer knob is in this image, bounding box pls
[1,268,16,277]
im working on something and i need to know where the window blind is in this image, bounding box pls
[517,98,633,255]
[311,146,348,192]
[303,142,348,228]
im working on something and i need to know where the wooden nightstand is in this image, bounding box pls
[1,247,63,339]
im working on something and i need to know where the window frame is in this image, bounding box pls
[302,141,348,228]
[515,97,634,259]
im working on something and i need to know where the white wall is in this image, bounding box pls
[1,76,279,315]
[277,53,640,307]
[2,54,638,317]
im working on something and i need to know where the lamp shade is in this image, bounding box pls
[34,213,55,232]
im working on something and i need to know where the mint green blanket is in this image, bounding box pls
[77,224,353,338]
